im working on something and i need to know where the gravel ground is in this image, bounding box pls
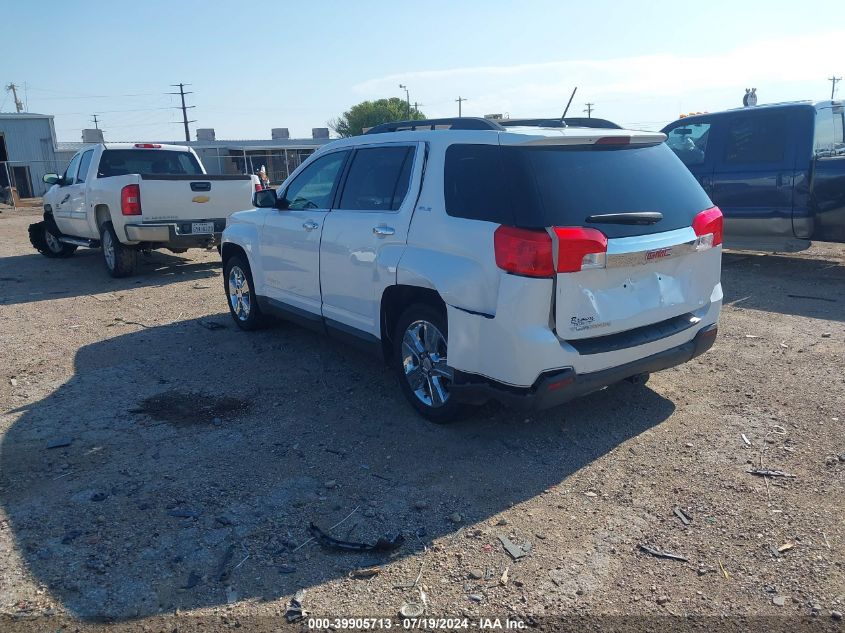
[0,207,843,631]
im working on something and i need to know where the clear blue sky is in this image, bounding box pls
[3,0,844,141]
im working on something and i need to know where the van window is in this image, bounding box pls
[665,122,711,166]
[444,142,713,238]
[724,113,787,164]
[338,146,414,211]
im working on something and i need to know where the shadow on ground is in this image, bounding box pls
[0,250,220,306]
[0,315,674,619]
[722,252,845,321]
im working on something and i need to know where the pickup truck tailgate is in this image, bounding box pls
[139,175,254,223]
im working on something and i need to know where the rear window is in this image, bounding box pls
[97,149,203,178]
[444,143,712,238]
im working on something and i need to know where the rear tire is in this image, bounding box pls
[393,303,463,424]
[28,221,77,258]
[100,221,138,278]
[223,255,265,330]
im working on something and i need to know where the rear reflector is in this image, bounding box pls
[121,184,141,215]
[494,226,554,278]
[692,206,723,249]
[553,227,608,273]
[134,143,162,149]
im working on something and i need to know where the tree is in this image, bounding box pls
[329,98,426,138]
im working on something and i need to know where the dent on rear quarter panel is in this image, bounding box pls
[396,247,499,315]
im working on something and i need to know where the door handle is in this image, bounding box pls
[372,225,395,237]
[302,220,319,231]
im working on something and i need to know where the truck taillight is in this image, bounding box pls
[255,183,263,192]
[121,184,141,215]
[692,206,723,250]
[552,227,608,273]
[494,226,609,277]
[494,226,555,278]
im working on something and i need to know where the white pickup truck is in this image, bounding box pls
[29,143,257,277]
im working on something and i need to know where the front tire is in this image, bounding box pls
[28,221,77,258]
[393,303,463,423]
[223,255,264,330]
[100,221,138,278]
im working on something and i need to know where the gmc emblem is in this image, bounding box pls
[646,247,672,260]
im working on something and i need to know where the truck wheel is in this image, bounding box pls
[393,303,463,424]
[28,221,77,258]
[223,255,264,330]
[100,221,138,278]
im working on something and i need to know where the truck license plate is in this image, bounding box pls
[191,222,215,234]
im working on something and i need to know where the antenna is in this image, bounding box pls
[561,87,578,122]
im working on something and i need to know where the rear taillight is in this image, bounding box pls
[692,206,723,250]
[494,226,554,278]
[121,184,141,215]
[494,226,609,277]
[553,227,608,273]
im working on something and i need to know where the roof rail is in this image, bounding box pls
[364,117,505,134]
[500,117,621,130]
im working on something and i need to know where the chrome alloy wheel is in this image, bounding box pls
[402,319,451,408]
[228,265,251,321]
[45,228,63,253]
[102,229,115,269]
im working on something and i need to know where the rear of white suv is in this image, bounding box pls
[222,119,722,422]
[431,129,722,414]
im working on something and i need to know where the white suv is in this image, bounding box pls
[221,118,722,422]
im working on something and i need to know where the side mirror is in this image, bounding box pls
[253,188,279,208]
[43,173,60,185]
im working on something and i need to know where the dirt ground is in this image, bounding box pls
[0,207,843,632]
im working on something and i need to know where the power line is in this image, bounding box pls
[168,83,196,142]
[455,96,467,117]
[830,76,842,100]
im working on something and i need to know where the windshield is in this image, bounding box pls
[97,149,203,178]
[444,143,713,238]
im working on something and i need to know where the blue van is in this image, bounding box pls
[662,101,845,250]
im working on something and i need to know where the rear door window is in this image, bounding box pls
[444,142,712,238]
[338,146,414,211]
[723,113,787,164]
[665,122,711,166]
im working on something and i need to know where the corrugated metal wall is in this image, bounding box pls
[0,117,60,197]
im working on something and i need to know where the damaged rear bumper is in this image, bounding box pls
[450,323,718,411]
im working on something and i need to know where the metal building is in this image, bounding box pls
[0,113,61,200]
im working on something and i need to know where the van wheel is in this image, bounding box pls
[224,255,264,330]
[28,221,77,258]
[100,221,138,277]
[393,303,463,423]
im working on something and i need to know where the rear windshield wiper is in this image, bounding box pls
[585,212,663,225]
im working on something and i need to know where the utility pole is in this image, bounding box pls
[91,114,100,130]
[5,83,24,113]
[399,84,410,118]
[412,102,423,116]
[584,102,595,118]
[456,96,467,117]
[830,76,842,100]
[169,83,196,142]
